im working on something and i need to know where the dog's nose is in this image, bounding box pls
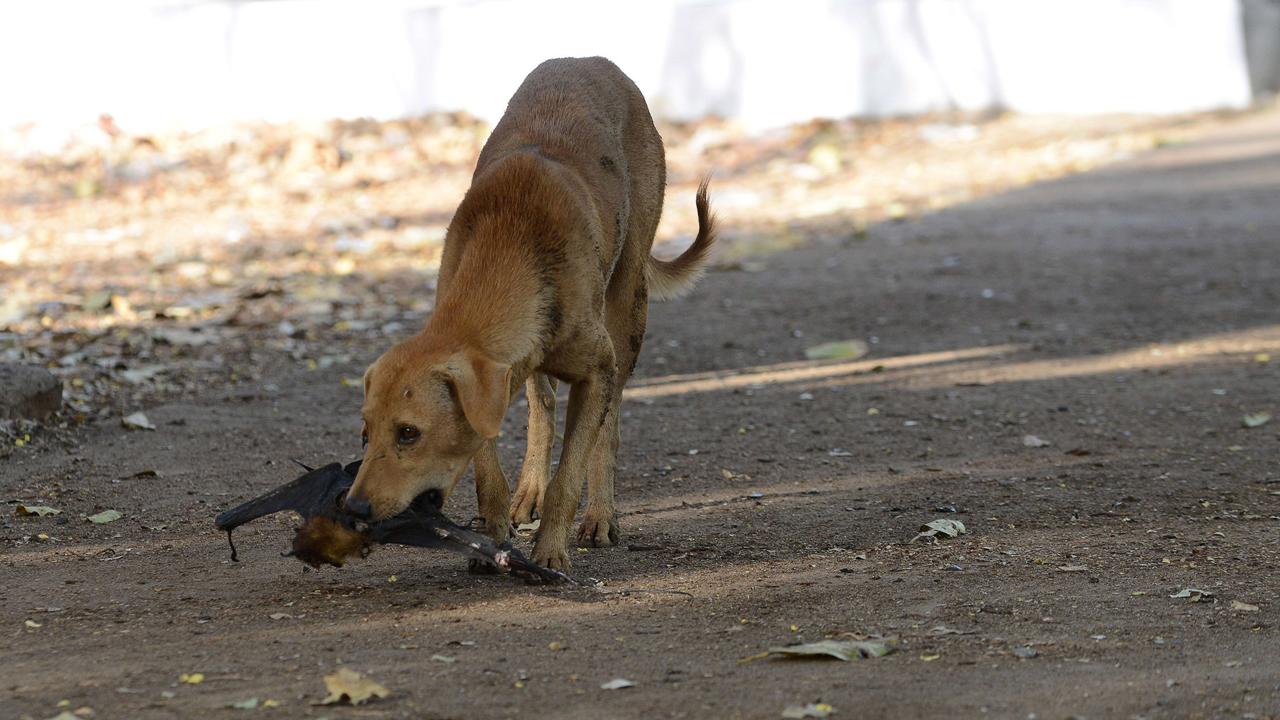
[343,495,372,520]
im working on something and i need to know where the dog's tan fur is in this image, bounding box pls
[347,57,716,570]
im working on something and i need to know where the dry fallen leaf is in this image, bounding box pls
[1242,412,1271,428]
[911,519,966,543]
[927,625,975,636]
[767,638,897,661]
[1022,434,1052,448]
[804,340,868,361]
[87,510,123,524]
[600,678,636,690]
[15,504,61,517]
[1057,565,1089,573]
[121,412,156,431]
[1170,588,1215,602]
[1230,600,1259,612]
[318,667,390,706]
[782,702,837,718]
[179,672,204,684]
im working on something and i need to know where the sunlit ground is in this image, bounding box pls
[627,327,1279,400]
[0,107,1249,428]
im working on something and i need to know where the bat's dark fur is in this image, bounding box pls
[215,461,569,583]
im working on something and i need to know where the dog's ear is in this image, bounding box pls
[453,350,512,439]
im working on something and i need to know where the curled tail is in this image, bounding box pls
[646,177,717,301]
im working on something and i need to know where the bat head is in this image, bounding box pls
[289,516,370,568]
[347,337,511,521]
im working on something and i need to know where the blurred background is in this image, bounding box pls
[1,0,1278,427]
[3,0,1277,133]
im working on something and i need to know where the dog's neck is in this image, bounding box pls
[425,243,546,369]
[423,291,541,367]
[424,153,578,367]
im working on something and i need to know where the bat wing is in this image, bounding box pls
[369,509,572,584]
[214,458,569,583]
[214,462,352,531]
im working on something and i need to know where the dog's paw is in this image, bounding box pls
[510,484,541,525]
[576,516,620,548]
[531,540,571,572]
[475,516,513,543]
[467,558,501,575]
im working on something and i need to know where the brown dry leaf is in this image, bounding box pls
[317,667,390,706]
[15,504,61,517]
[1230,600,1259,612]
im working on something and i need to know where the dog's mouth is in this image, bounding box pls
[410,487,446,512]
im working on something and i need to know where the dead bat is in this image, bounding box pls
[214,460,570,584]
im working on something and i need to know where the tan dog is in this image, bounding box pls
[345,57,716,570]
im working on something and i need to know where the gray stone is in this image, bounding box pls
[0,363,62,420]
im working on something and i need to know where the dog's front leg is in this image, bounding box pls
[473,439,512,542]
[511,374,557,525]
[533,358,615,571]
[468,439,513,574]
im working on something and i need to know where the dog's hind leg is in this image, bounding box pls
[577,273,649,548]
[578,404,622,547]
[511,373,557,525]
[534,333,616,571]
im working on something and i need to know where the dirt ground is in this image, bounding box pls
[4,107,1280,720]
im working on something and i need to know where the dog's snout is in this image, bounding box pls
[343,495,373,520]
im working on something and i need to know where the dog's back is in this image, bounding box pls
[475,58,664,277]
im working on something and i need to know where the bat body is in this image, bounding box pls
[215,461,570,583]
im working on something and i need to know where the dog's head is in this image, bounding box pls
[344,339,511,521]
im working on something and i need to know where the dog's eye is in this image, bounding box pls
[397,424,421,445]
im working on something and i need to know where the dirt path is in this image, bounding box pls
[5,110,1280,720]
